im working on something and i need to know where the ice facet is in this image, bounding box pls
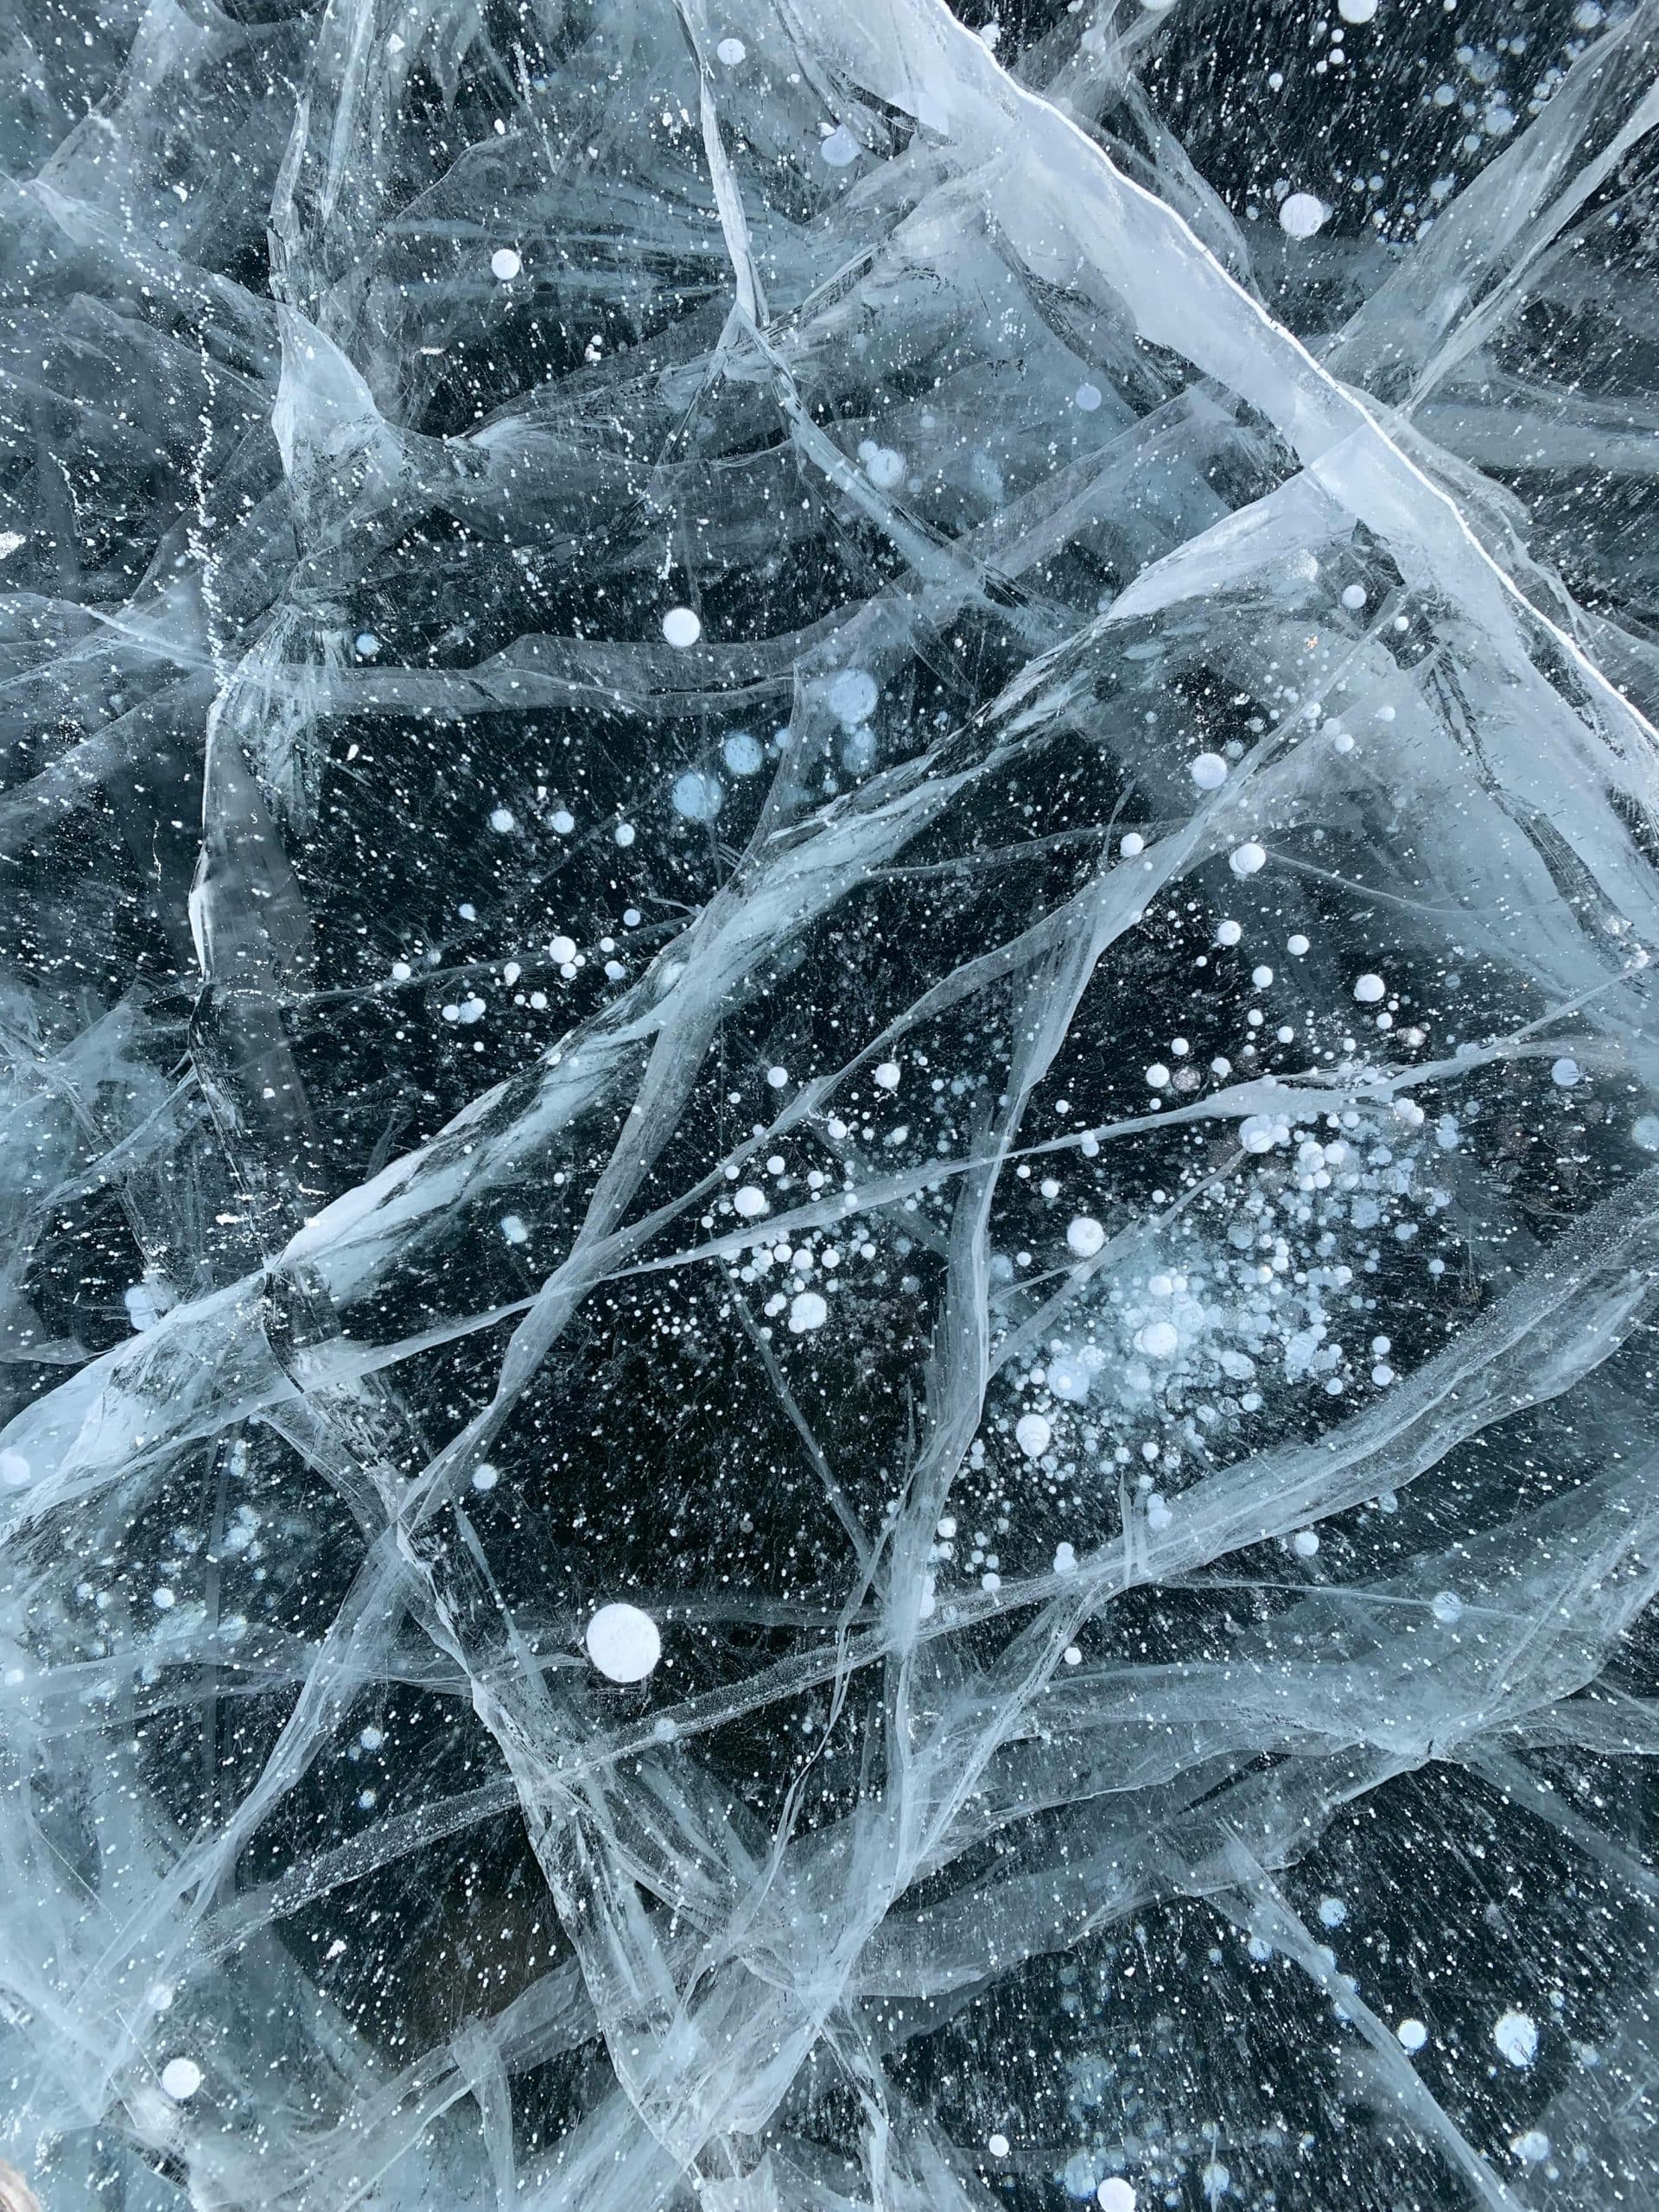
[3,0,1659,2206]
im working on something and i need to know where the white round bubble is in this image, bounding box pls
[1015,1412,1052,1459]
[819,124,859,168]
[874,1060,900,1090]
[1137,1320,1179,1359]
[662,606,702,648]
[489,806,515,833]
[1188,753,1228,790]
[1067,1216,1105,1259]
[716,35,747,64]
[490,247,522,281]
[1494,2010,1539,2069]
[988,2133,1010,2158]
[161,2058,203,2101]
[826,667,879,727]
[1634,1114,1659,1151]
[1551,1056,1581,1088]
[1098,2183,1137,2212]
[585,1603,662,1683]
[1341,582,1368,610]
[671,770,723,823]
[722,730,764,775]
[789,1291,829,1333]
[861,445,906,489]
[1338,0,1377,16]
[1230,841,1267,877]
[1279,193,1328,240]
[733,1185,768,1219]
[1353,973,1386,1003]
[1292,1528,1319,1557]
[1074,382,1103,412]
[1396,2018,1428,2052]
[0,1448,31,1488]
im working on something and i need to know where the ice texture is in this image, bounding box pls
[4,0,1659,2206]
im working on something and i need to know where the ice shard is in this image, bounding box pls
[3,0,1659,2204]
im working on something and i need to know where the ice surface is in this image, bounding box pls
[3,0,1659,2206]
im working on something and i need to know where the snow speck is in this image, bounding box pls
[1494,2010,1539,2068]
[585,1603,662,1682]
[716,35,747,63]
[1279,193,1327,239]
[1353,973,1385,1003]
[820,124,859,168]
[1189,752,1228,790]
[789,1290,829,1333]
[1015,1413,1052,1459]
[1397,2018,1428,2051]
[490,246,522,281]
[161,2057,203,2101]
[663,606,702,648]
[1067,1216,1106,1259]
[1230,841,1267,877]
[671,770,723,822]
